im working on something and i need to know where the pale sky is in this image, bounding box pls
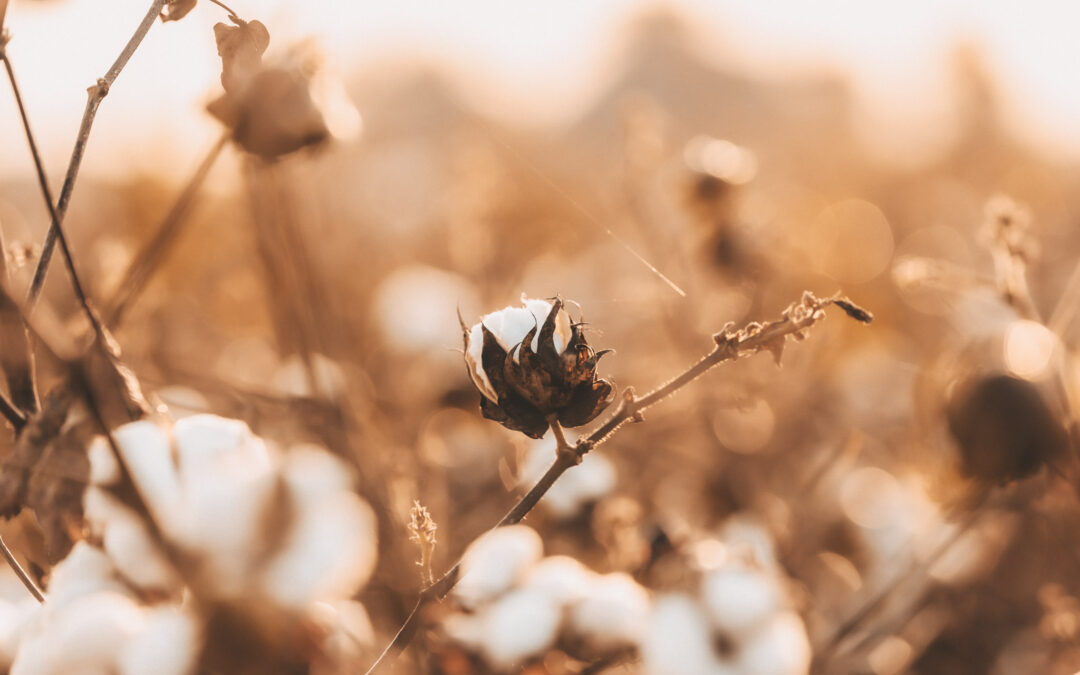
[1,0,1079,182]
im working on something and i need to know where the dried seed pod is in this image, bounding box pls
[462,297,614,439]
[946,374,1067,486]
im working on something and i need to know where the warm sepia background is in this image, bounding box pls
[1,0,1079,673]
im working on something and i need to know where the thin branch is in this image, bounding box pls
[363,291,873,673]
[106,133,230,327]
[0,390,25,431]
[26,0,168,310]
[0,533,43,602]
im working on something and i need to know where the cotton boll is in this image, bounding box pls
[702,565,782,637]
[83,489,180,593]
[46,543,131,609]
[522,555,592,606]
[479,587,562,670]
[87,437,121,486]
[110,421,182,524]
[118,606,200,675]
[642,595,735,675]
[172,416,268,475]
[455,526,543,609]
[734,611,811,675]
[13,592,144,675]
[466,298,572,397]
[443,612,487,652]
[259,446,377,606]
[567,572,650,650]
[170,416,277,590]
[0,600,40,668]
[717,516,778,568]
[261,490,377,608]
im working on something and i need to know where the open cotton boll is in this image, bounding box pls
[261,490,377,608]
[87,437,121,486]
[117,606,200,675]
[110,421,183,526]
[455,526,543,609]
[521,439,616,519]
[733,611,811,675]
[45,543,132,609]
[465,298,571,400]
[12,591,144,675]
[702,565,783,637]
[260,447,377,607]
[0,600,39,669]
[566,572,650,650]
[83,489,181,594]
[479,587,562,671]
[169,416,278,591]
[642,595,735,675]
[522,555,593,606]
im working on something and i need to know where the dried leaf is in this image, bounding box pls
[214,20,270,92]
[0,390,90,562]
[160,0,197,22]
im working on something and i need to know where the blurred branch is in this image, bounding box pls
[25,0,168,312]
[363,291,873,673]
[0,534,42,602]
[106,133,230,326]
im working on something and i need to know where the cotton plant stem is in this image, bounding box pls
[0,391,25,431]
[26,0,168,310]
[0,534,42,602]
[106,133,230,327]
[0,46,50,413]
[363,292,872,674]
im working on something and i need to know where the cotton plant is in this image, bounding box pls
[642,530,811,675]
[440,525,650,671]
[366,292,869,671]
[3,414,378,673]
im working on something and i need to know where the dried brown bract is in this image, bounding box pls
[207,19,331,159]
[462,297,614,439]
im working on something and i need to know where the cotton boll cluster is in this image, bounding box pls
[441,525,650,671]
[643,531,811,675]
[5,415,378,673]
[10,543,199,675]
[519,433,616,519]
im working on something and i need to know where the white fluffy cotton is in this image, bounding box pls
[480,587,563,670]
[701,565,782,637]
[643,595,736,675]
[567,572,650,650]
[465,297,571,402]
[117,607,200,675]
[734,611,812,675]
[455,526,543,609]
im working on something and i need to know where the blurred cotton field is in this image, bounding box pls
[0,0,1079,674]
